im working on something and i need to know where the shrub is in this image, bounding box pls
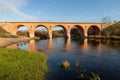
[102,22,120,36]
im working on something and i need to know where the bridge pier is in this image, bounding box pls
[29,34,34,37]
[84,29,88,38]
[84,33,88,38]
[49,34,52,39]
[67,34,71,39]
[29,27,35,37]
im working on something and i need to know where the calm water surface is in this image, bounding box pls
[8,37,120,80]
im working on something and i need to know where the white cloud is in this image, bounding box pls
[0,0,38,21]
[5,0,27,8]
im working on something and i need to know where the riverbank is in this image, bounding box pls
[0,38,31,48]
[87,35,120,40]
[0,48,48,80]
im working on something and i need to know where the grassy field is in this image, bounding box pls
[0,48,48,80]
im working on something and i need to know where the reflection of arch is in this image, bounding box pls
[70,25,84,37]
[28,40,38,52]
[87,39,102,50]
[64,38,71,52]
[52,25,67,37]
[88,39,100,47]
[48,39,54,48]
[83,39,89,52]
[87,25,100,35]
[78,39,84,46]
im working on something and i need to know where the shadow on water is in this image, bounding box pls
[7,37,120,80]
[101,40,120,50]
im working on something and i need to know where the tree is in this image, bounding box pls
[101,17,111,29]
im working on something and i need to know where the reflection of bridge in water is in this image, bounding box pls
[64,38,71,52]
[7,38,102,53]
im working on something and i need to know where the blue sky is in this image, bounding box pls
[0,0,120,22]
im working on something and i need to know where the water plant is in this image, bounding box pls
[60,60,70,70]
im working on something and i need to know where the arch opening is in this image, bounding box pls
[87,25,100,36]
[52,25,67,38]
[35,25,49,39]
[16,25,29,37]
[70,25,84,39]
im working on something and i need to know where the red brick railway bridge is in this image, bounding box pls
[0,22,104,38]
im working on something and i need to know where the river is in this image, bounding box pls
[8,37,120,80]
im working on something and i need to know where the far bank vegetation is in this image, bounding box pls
[101,22,120,40]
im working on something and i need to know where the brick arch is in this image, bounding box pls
[87,25,101,35]
[11,24,29,36]
[16,25,29,37]
[17,25,29,30]
[52,25,67,32]
[34,25,49,38]
[70,25,85,37]
[52,25,68,36]
[35,25,49,31]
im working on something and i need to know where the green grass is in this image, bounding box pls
[0,48,48,80]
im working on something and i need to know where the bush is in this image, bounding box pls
[0,48,48,80]
[102,22,120,36]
